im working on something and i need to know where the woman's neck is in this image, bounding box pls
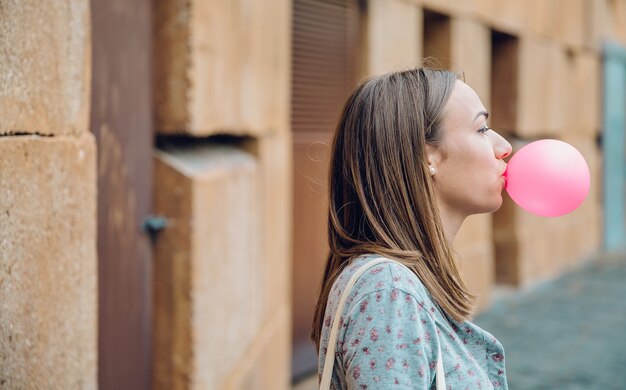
[436,203,465,245]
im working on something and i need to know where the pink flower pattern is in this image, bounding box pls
[319,255,508,389]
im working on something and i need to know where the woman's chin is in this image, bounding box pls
[491,195,504,212]
[482,195,503,214]
[467,198,502,216]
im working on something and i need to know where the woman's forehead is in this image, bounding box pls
[444,80,486,124]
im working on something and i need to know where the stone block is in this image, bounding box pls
[561,135,603,257]
[454,214,492,254]
[153,144,265,388]
[450,18,491,105]
[366,0,422,75]
[414,0,475,17]
[565,50,601,135]
[496,194,563,287]
[553,0,586,48]
[612,0,626,46]
[242,133,293,315]
[493,233,519,285]
[544,43,568,133]
[0,1,91,136]
[494,189,559,287]
[517,39,566,137]
[152,135,291,389]
[586,0,626,49]
[515,200,559,241]
[516,233,547,288]
[473,0,528,35]
[455,214,494,314]
[457,245,494,314]
[225,306,291,389]
[527,0,560,38]
[493,185,521,286]
[515,38,547,137]
[0,134,97,389]
[581,203,602,258]
[567,219,595,268]
[153,0,290,136]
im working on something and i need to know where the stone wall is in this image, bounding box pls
[0,1,97,388]
[152,0,292,388]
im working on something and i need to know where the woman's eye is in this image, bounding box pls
[478,126,490,133]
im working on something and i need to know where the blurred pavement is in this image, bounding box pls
[474,250,626,389]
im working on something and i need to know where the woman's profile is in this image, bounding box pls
[311,67,512,389]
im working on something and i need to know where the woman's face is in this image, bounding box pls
[427,80,512,217]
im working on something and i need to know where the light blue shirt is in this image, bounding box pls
[317,254,508,389]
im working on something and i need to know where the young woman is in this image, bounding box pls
[311,67,512,389]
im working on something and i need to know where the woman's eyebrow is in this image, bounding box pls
[473,111,489,122]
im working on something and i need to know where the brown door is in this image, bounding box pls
[90,0,153,388]
[291,0,362,380]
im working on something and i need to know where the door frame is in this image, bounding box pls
[90,0,153,388]
[602,41,626,251]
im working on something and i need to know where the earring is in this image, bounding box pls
[429,166,436,176]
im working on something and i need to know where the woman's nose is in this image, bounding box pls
[494,133,512,160]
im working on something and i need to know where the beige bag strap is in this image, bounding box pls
[318,257,446,390]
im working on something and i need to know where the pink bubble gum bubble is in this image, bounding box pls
[504,139,590,217]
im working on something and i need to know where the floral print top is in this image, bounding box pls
[317,254,508,389]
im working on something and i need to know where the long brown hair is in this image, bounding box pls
[310,67,479,352]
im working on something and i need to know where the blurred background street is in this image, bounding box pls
[475,250,626,389]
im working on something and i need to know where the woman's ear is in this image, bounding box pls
[425,143,443,168]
